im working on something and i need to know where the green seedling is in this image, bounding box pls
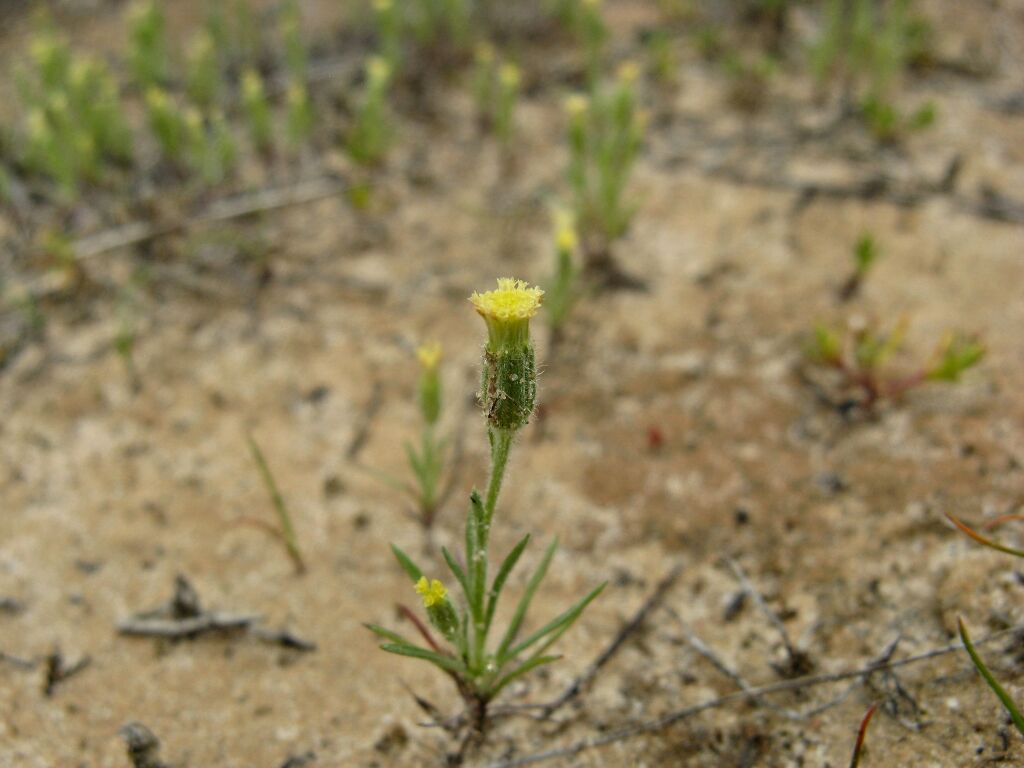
[368,279,605,742]
[494,64,521,145]
[241,70,274,156]
[576,0,608,87]
[472,43,497,130]
[472,48,521,144]
[17,34,131,196]
[185,30,221,109]
[810,0,937,141]
[808,318,984,412]
[181,109,236,186]
[281,0,308,82]
[411,0,471,54]
[246,435,306,574]
[837,232,880,301]
[373,0,403,72]
[544,208,581,337]
[146,88,188,166]
[367,343,451,528]
[127,0,168,88]
[285,82,314,151]
[565,63,646,276]
[347,56,394,167]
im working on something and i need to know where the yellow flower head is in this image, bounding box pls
[145,87,169,112]
[415,576,448,608]
[417,342,442,372]
[565,93,589,120]
[367,56,391,87]
[470,278,544,354]
[372,0,392,12]
[287,82,308,108]
[242,70,264,101]
[553,209,578,253]
[470,278,543,324]
[617,59,640,85]
[499,63,521,90]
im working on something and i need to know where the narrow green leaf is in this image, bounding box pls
[442,546,470,599]
[496,538,558,660]
[506,582,606,661]
[959,618,1024,738]
[469,491,487,617]
[485,534,531,636]
[391,544,424,583]
[379,642,465,675]
[405,441,425,478]
[365,623,412,646]
[490,655,562,697]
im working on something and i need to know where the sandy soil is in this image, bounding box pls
[2,1,1024,766]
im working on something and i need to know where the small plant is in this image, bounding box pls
[838,232,880,301]
[285,83,314,151]
[544,208,581,337]
[280,0,308,83]
[810,0,937,141]
[367,278,605,744]
[565,63,646,279]
[346,56,394,167]
[400,343,449,528]
[127,0,168,89]
[181,109,237,186]
[16,34,131,197]
[146,88,188,167]
[246,435,306,574]
[373,0,402,72]
[185,30,221,109]
[574,0,608,87]
[472,48,521,145]
[410,0,472,54]
[807,318,985,412]
[241,70,274,156]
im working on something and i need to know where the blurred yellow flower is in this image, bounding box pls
[415,576,448,608]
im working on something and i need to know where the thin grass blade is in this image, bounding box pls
[959,618,1024,737]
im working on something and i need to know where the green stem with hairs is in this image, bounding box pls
[484,427,514,531]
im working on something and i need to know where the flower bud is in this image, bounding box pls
[416,342,443,426]
[469,278,543,432]
[415,576,459,642]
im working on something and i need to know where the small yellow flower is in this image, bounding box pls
[367,56,391,87]
[617,60,640,84]
[242,70,264,101]
[415,576,448,608]
[499,64,521,90]
[417,342,442,372]
[565,94,589,120]
[554,209,578,253]
[372,0,392,12]
[145,87,169,112]
[470,278,544,324]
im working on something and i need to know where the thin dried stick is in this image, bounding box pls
[538,563,683,718]
[486,623,1024,767]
